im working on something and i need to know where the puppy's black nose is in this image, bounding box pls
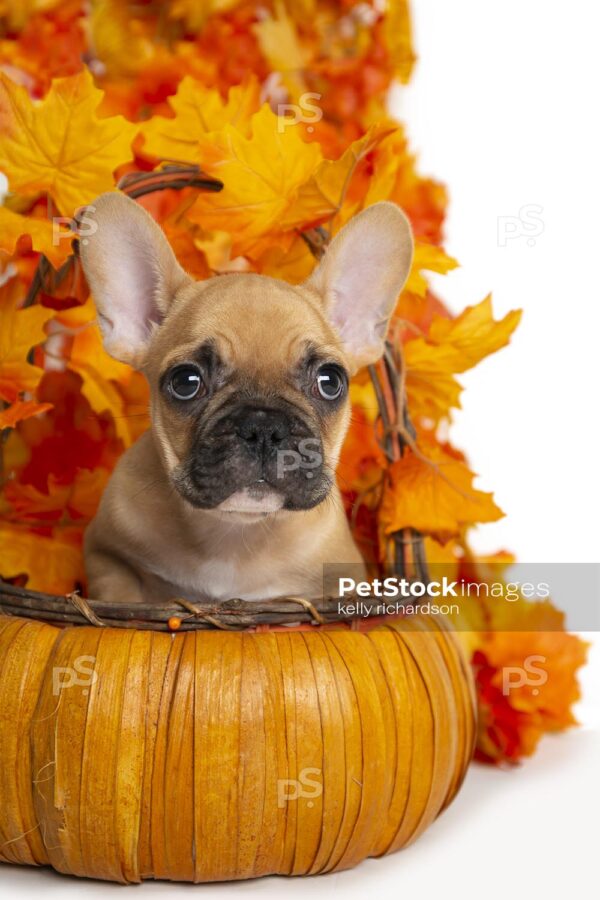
[236,408,290,453]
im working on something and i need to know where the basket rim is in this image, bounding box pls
[0,578,422,632]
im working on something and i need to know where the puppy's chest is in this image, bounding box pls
[139,535,304,602]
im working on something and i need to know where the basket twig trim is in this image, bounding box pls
[65,591,107,627]
[0,580,400,632]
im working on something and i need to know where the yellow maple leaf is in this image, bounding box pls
[404,242,459,297]
[412,295,522,370]
[68,322,137,446]
[284,123,396,230]
[19,297,137,446]
[0,283,54,403]
[349,379,380,425]
[141,76,260,163]
[89,0,153,77]
[0,205,72,267]
[188,103,323,254]
[404,295,521,422]
[252,233,315,283]
[379,441,503,543]
[253,1,308,101]
[383,0,416,84]
[0,524,84,593]
[0,68,137,216]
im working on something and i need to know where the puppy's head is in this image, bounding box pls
[80,194,413,518]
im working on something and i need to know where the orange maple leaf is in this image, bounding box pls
[379,440,504,543]
[474,621,588,763]
[0,399,52,430]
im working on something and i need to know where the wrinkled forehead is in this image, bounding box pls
[151,274,343,376]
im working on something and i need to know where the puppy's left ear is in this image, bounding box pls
[305,202,413,370]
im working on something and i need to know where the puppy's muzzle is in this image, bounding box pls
[174,403,331,511]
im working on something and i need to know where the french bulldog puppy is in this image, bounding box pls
[80,193,413,603]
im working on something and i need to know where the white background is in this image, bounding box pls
[2,1,599,897]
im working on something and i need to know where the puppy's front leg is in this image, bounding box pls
[85,547,145,604]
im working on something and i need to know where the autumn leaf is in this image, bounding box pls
[383,0,415,84]
[0,399,52,430]
[250,233,315,283]
[379,440,504,543]
[253,2,308,101]
[285,123,397,230]
[68,326,139,446]
[0,0,65,32]
[364,129,447,243]
[349,377,380,425]
[404,242,459,297]
[485,626,587,729]
[0,205,72,267]
[161,219,212,280]
[9,370,124,492]
[50,303,138,446]
[0,67,137,216]
[337,404,385,499]
[141,76,260,162]
[5,468,109,522]
[408,295,522,372]
[188,103,323,254]
[0,524,84,593]
[90,0,153,78]
[0,4,86,97]
[404,295,522,422]
[473,613,588,763]
[168,0,242,32]
[0,283,54,403]
[61,302,132,385]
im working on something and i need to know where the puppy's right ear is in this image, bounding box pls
[79,192,191,367]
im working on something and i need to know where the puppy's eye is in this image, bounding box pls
[314,365,345,401]
[169,365,203,400]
